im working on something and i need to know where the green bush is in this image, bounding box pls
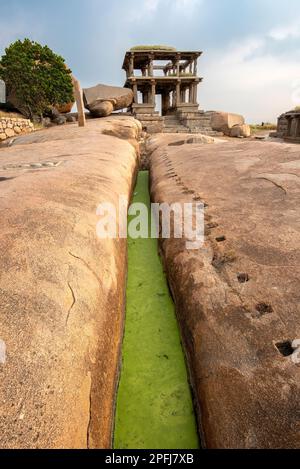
[0,39,74,119]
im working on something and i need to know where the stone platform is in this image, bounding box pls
[133,109,222,136]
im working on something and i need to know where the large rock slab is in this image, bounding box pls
[150,135,300,448]
[83,84,134,118]
[0,117,140,448]
[211,111,245,135]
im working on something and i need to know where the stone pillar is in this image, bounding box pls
[189,84,193,103]
[176,81,181,107]
[170,91,174,108]
[296,117,300,137]
[149,54,154,77]
[287,118,292,137]
[151,80,156,106]
[194,59,198,76]
[193,82,198,104]
[291,117,298,137]
[176,53,181,77]
[72,76,86,127]
[133,82,138,104]
[162,92,170,116]
[129,53,134,77]
[181,88,185,103]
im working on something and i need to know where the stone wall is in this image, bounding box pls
[0,117,34,142]
[276,114,289,137]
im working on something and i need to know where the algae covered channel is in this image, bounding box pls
[114,171,199,449]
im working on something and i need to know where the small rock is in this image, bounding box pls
[53,116,67,126]
[230,124,251,138]
[5,128,15,138]
[66,115,77,123]
[42,117,52,128]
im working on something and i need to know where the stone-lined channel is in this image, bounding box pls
[114,171,199,449]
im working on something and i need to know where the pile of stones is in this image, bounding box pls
[0,117,34,141]
[41,108,77,128]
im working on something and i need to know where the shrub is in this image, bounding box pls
[250,123,277,132]
[0,39,74,119]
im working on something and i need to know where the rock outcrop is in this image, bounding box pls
[149,134,300,448]
[0,116,141,449]
[83,84,134,118]
[210,111,250,138]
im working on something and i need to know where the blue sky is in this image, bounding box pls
[0,0,300,122]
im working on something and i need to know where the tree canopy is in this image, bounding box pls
[0,39,74,119]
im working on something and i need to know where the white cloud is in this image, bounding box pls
[145,0,160,12]
[269,19,300,40]
[175,0,202,8]
[201,34,300,123]
[222,37,265,64]
[130,0,202,20]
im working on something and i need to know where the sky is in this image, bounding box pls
[0,0,300,123]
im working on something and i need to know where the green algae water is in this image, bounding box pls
[114,171,199,449]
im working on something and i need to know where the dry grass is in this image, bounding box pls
[0,109,24,119]
[130,45,176,51]
[250,123,277,132]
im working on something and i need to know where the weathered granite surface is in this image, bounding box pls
[0,117,141,448]
[83,84,133,118]
[149,135,300,448]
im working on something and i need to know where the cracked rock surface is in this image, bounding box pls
[0,117,141,449]
[149,136,300,449]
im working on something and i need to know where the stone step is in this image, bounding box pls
[164,125,188,129]
[164,128,191,133]
[164,124,188,129]
[164,125,187,129]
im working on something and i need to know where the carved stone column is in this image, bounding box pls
[133,81,138,104]
[151,80,156,106]
[149,53,154,77]
[129,53,134,77]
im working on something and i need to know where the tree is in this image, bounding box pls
[0,39,74,119]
